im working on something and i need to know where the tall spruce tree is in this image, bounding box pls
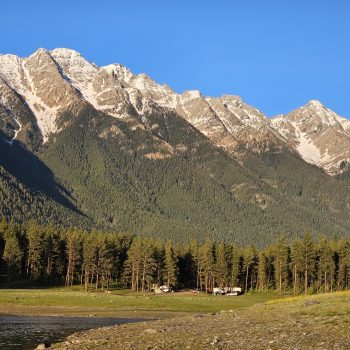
[230,244,241,288]
[214,242,229,289]
[257,250,268,291]
[3,222,23,282]
[301,233,316,294]
[43,224,62,283]
[64,228,82,288]
[337,239,350,290]
[82,232,98,291]
[317,236,335,292]
[124,237,142,292]
[291,239,303,294]
[26,220,45,280]
[243,245,257,291]
[139,238,156,293]
[199,240,214,292]
[272,235,289,293]
[163,241,178,288]
[97,236,114,291]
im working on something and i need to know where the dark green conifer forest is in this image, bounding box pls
[1,219,349,295]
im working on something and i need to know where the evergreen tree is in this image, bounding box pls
[317,236,335,292]
[163,241,178,288]
[300,233,316,294]
[257,251,268,291]
[64,228,82,288]
[153,239,165,286]
[230,244,241,288]
[3,218,350,295]
[214,242,229,289]
[26,220,45,280]
[290,239,303,294]
[124,237,143,292]
[43,224,62,283]
[177,243,196,289]
[82,232,97,291]
[243,245,257,291]
[337,239,350,290]
[272,235,289,293]
[97,236,114,291]
[139,238,156,293]
[3,222,23,282]
[199,240,214,292]
[189,239,201,290]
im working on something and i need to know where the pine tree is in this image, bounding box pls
[43,224,61,282]
[199,240,214,292]
[64,229,82,288]
[153,239,165,287]
[3,222,23,282]
[26,220,45,280]
[139,237,156,293]
[124,237,143,292]
[214,242,229,289]
[301,233,316,294]
[337,239,350,290]
[163,241,178,288]
[272,235,289,293]
[177,242,196,289]
[317,236,335,292]
[189,239,201,290]
[291,239,303,294]
[243,245,257,291]
[97,236,114,291]
[82,232,97,291]
[257,251,268,291]
[230,244,241,289]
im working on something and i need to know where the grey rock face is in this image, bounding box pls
[272,100,350,174]
[0,48,349,174]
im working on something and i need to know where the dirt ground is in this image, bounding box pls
[52,293,350,350]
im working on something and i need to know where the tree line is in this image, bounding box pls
[0,219,350,295]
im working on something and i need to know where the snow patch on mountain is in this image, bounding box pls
[0,54,23,91]
[21,60,60,142]
[1,48,350,175]
[51,48,100,109]
[294,127,322,165]
[5,113,22,145]
[181,90,201,103]
[0,52,62,142]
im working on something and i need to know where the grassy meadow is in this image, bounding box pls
[0,287,280,317]
[51,290,350,349]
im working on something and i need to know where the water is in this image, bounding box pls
[0,315,144,350]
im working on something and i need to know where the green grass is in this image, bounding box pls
[266,290,350,318]
[50,291,350,350]
[0,288,280,317]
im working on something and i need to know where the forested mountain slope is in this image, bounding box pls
[0,48,349,244]
[39,107,350,243]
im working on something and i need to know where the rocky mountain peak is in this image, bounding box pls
[307,99,323,107]
[272,101,350,174]
[0,48,350,175]
[104,63,133,82]
[220,94,243,107]
[181,90,202,101]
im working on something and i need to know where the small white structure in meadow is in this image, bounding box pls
[154,284,172,293]
[227,287,242,296]
[213,287,242,296]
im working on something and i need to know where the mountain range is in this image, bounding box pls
[0,48,350,244]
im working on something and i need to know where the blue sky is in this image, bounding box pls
[1,0,350,117]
